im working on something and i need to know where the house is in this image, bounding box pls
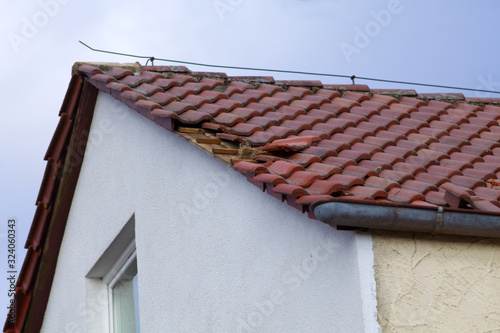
[5,62,500,332]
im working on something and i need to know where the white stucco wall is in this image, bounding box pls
[41,92,378,333]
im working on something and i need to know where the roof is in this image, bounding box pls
[5,62,500,332]
[76,62,500,214]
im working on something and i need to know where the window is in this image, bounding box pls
[86,215,140,332]
[108,250,140,333]
[103,242,140,333]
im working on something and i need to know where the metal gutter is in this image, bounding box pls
[313,200,500,238]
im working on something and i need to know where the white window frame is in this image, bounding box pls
[102,240,139,333]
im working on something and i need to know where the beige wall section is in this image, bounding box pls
[372,231,500,333]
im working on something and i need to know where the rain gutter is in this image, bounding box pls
[313,199,500,238]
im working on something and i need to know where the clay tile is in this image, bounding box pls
[138,70,164,82]
[213,113,246,126]
[351,142,383,156]
[301,146,337,159]
[399,118,429,129]
[410,112,440,123]
[276,105,307,118]
[307,109,337,122]
[428,143,461,155]
[268,160,305,177]
[357,121,386,133]
[91,73,117,83]
[277,80,323,87]
[306,180,345,195]
[134,99,161,110]
[272,183,307,197]
[326,84,370,91]
[230,107,260,120]
[289,100,320,111]
[389,103,418,113]
[245,131,281,146]
[469,118,498,127]
[106,82,132,93]
[419,127,448,138]
[396,140,427,151]
[320,103,350,116]
[361,100,389,111]
[473,187,500,201]
[245,103,274,115]
[473,162,500,173]
[344,127,375,139]
[418,106,446,116]
[461,168,496,181]
[388,125,418,136]
[170,74,196,86]
[384,146,417,159]
[257,84,283,95]
[78,64,103,76]
[323,156,357,169]
[150,109,176,119]
[303,95,330,105]
[342,91,370,102]
[460,145,492,157]
[280,120,312,132]
[416,149,449,161]
[387,188,425,203]
[399,96,426,108]
[470,138,500,150]
[364,176,401,191]
[440,182,474,208]
[415,173,449,187]
[439,114,469,125]
[120,90,147,102]
[371,152,405,165]
[253,173,286,186]
[484,155,500,164]
[183,82,212,94]
[405,155,439,168]
[338,113,368,125]
[455,103,481,112]
[366,115,398,128]
[478,131,500,142]
[152,78,176,90]
[345,186,388,198]
[426,100,453,109]
[379,108,410,120]
[449,152,484,164]
[246,116,277,129]
[317,140,350,152]
[379,169,415,183]
[295,194,335,206]
[168,86,195,99]
[265,126,297,138]
[459,124,488,135]
[331,133,362,146]
[484,105,500,114]
[425,191,448,206]
[306,163,342,178]
[439,159,472,170]
[284,86,312,97]
[332,97,361,109]
[287,171,324,187]
[337,150,371,162]
[429,120,459,131]
[288,153,322,167]
[472,200,500,213]
[370,94,398,105]
[314,89,341,100]
[177,110,213,124]
[234,161,269,174]
[223,123,261,136]
[107,67,134,79]
[327,174,364,188]
[199,78,224,89]
[261,136,320,152]
[401,180,438,194]
[262,112,292,123]
[407,133,439,145]
[450,175,486,189]
[357,160,392,171]
[259,97,287,108]
[392,162,426,175]
[197,104,226,117]
[427,165,462,178]
[163,101,196,114]
[343,165,378,179]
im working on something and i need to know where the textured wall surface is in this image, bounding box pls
[40,92,379,333]
[372,230,500,333]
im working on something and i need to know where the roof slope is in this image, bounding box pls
[76,63,500,215]
[5,62,500,332]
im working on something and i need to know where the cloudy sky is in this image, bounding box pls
[1,0,499,316]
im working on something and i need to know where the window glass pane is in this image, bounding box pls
[112,258,140,332]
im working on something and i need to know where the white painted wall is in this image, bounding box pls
[41,92,378,333]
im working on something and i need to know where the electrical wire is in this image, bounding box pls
[79,41,500,95]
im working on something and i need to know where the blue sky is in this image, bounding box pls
[1,0,499,318]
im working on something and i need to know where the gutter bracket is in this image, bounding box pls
[432,206,444,234]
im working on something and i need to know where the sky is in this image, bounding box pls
[1,0,500,322]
